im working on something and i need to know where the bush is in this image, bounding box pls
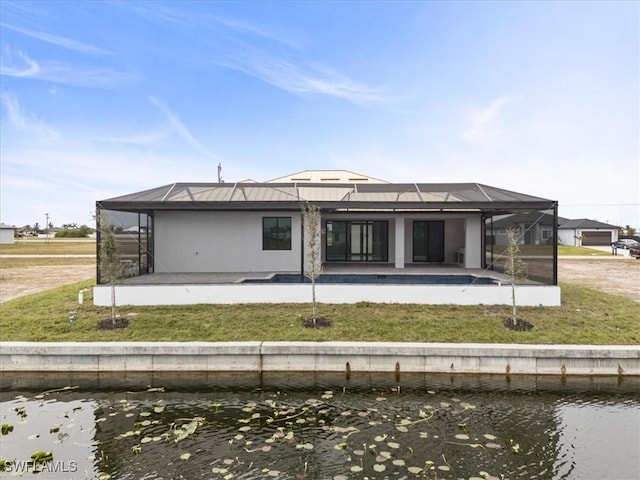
[55,227,92,238]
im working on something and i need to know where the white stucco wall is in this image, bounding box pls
[153,211,485,273]
[154,210,302,273]
[0,228,15,244]
[464,216,482,268]
[558,229,577,246]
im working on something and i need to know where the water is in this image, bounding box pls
[0,372,638,479]
[242,274,498,285]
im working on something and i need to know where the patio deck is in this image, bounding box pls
[119,263,512,286]
[94,263,560,307]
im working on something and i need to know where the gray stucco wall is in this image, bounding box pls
[154,210,302,273]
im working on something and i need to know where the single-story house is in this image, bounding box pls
[0,223,16,244]
[94,170,560,306]
[557,218,619,247]
[487,212,556,246]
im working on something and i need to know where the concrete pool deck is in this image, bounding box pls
[1,342,638,376]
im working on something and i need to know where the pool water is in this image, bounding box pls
[243,273,498,285]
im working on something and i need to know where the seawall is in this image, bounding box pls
[2,342,638,376]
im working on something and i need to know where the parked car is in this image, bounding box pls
[630,245,640,259]
[611,239,640,249]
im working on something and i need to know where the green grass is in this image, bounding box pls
[0,241,95,255]
[0,241,608,257]
[557,245,609,256]
[1,281,638,344]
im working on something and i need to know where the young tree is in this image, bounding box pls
[97,211,124,324]
[504,228,528,326]
[302,203,322,322]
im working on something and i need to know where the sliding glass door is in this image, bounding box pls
[413,220,444,262]
[326,220,388,262]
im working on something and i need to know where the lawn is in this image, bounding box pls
[0,240,95,255]
[1,280,638,344]
[557,245,609,256]
[1,240,606,258]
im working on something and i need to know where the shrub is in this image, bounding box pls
[55,226,92,238]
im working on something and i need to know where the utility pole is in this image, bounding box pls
[45,213,49,244]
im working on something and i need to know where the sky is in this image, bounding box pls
[1,0,638,229]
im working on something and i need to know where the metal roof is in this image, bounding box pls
[98,181,556,213]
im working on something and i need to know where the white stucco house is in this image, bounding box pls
[0,223,16,244]
[557,218,619,247]
[94,170,560,306]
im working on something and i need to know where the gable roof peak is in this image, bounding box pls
[265,169,389,184]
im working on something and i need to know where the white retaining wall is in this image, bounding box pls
[93,283,561,306]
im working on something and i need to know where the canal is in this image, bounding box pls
[1,372,638,479]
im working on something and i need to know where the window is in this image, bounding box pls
[263,217,292,250]
[541,229,552,240]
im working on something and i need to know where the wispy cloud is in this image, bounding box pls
[120,3,301,49]
[118,2,390,106]
[212,16,302,50]
[0,22,111,55]
[0,45,134,87]
[0,47,39,76]
[0,91,59,140]
[148,96,222,160]
[462,96,512,142]
[214,48,394,106]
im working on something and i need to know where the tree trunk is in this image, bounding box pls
[110,283,117,324]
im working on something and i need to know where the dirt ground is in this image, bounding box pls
[0,264,96,303]
[0,257,638,304]
[558,257,639,302]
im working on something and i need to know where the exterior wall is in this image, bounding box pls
[558,228,618,247]
[464,216,482,268]
[0,228,15,244]
[154,210,302,273]
[153,210,485,273]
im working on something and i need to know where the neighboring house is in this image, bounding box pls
[558,218,619,247]
[488,212,556,246]
[0,223,16,244]
[94,170,560,306]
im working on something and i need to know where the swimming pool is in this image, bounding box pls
[242,273,498,285]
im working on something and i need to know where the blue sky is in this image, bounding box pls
[1,0,638,229]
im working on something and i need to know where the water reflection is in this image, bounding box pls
[0,392,98,478]
[553,400,640,479]
[0,372,638,480]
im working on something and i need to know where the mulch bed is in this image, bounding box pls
[97,317,129,330]
[303,317,332,328]
[503,318,534,331]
